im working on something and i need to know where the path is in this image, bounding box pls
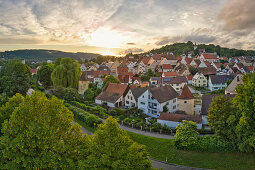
[119,124,174,139]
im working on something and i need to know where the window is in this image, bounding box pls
[173,105,176,110]
[126,101,129,104]
[176,88,179,91]
[184,101,187,103]
[203,80,206,83]
[173,99,176,103]
[131,96,133,100]
[176,84,179,86]
[141,102,145,105]
[127,95,129,99]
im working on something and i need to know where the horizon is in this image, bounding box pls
[0,0,254,56]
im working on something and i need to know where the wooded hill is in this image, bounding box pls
[148,41,255,58]
[0,49,99,62]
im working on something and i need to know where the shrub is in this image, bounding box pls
[85,115,102,127]
[174,120,199,150]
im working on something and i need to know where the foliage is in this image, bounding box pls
[128,132,255,170]
[84,88,95,101]
[73,101,108,118]
[86,117,153,169]
[37,63,54,88]
[148,41,255,57]
[208,73,255,152]
[174,120,199,150]
[0,60,32,96]
[163,105,168,112]
[141,69,157,81]
[0,94,24,132]
[51,58,81,88]
[0,93,8,107]
[189,66,198,75]
[226,79,232,86]
[102,75,120,89]
[54,86,80,102]
[198,136,233,152]
[0,92,89,169]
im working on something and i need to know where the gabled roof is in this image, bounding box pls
[201,94,236,115]
[186,75,194,80]
[141,57,152,65]
[130,87,147,102]
[158,112,202,123]
[225,74,243,94]
[118,75,130,84]
[149,85,178,103]
[94,70,110,78]
[79,71,89,81]
[179,85,194,99]
[197,66,217,75]
[163,76,187,84]
[162,64,173,69]
[95,83,128,103]
[209,75,235,84]
[165,54,177,60]
[163,72,178,77]
[202,53,218,60]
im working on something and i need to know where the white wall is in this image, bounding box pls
[157,119,202,129]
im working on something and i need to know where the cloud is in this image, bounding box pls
[119,48,144,55]
[218,0,255,30]
[126,42,136,45]
[0,37,42,44]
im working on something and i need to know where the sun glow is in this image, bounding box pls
[88,27,126,48]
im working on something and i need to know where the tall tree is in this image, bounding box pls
[37,63,54,88]
[51,58,81,88]
[0,92,89,169]
[85,117,153,169]
[102,75,120,89]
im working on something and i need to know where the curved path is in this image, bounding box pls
[78,123,206,170]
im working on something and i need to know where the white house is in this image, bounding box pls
[80,64,87,71]
[125,87,147,108]
[208,75,234,91]
[157,112,202,129]
[192,72,207,87]
[138,86,179,117]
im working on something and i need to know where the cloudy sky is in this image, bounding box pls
[0,0,254,55]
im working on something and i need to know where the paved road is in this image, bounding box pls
[119,124,174,139]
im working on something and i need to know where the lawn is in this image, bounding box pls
[127,132,255,170]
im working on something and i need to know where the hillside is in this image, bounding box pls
[148,42,255,57]
[0,49,99,62]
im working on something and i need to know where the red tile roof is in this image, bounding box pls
[105,83,128,94]
[162,64,173,69]
[141,57,152,65]
[30,69,37,74]
[94,70,110,78]
[186,75,194,80]
[202,53,218,59]
[163,72,178,77]
[179,85,194,99]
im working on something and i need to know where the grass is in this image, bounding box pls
[127,131,255,170]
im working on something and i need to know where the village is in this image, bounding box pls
[62,47,254,130]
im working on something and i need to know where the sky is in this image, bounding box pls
[0,0,254,56]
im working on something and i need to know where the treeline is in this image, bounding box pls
[148,41,255,57]
[0,49,99,62]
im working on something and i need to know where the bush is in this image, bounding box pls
[174,120,199,150]
[198,135,234,152]
[85,115,102,127]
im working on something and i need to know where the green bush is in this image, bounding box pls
[174,120,199,150]
[85,115,102,127]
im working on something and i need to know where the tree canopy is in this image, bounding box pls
[102,75,120,89]
[51,58,81,88]
[86,117,153,169]
[0,92,89,169]
[37,63,54,88]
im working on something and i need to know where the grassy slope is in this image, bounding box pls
[127,132,255,170]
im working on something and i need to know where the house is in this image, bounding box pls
[132,77,142,85]
[78,72,90,94]
[174,63,190,76]
[165,54,178,65]
[125,87,147,108]
[162,64,174,72]
[110,60,120,73]
[200,53,218,63]
[208,75,235,91]
[192,72,207,87]
[178,85,194,115]
[197,66,217,76]
[162,76,188,92]
[201,94,236,129]
[240,59,253,66]
[162,72,178,77]
[138,86,179,117]
[98,64,111,72]
[140,81,150,87]
[225,74,243,94]
[95,83,129,107]
[80,64,87,71]
[186,75,193,85]
[94,77,104,88]
[127,61,136,72]
[30,69,38,75]
[150,77,161,85]
[132,61,146,74]
[157,112,202,129]
[118,74,132,84]
[211,62,221,71]
[141,57,154,69]
[88,65,97,71]
[116,63,129,76]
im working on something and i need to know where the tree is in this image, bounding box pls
[95,55,105,65]
[0,94,24,132]
[231,73,255,152]
[84,88,95,101]
[85,117,153,169]
[102,75,120,89]
[207,95,235,141]
[37,63,54,88]
[189,66,198,75]
[226,79,232,86]
[54,86,80,102]
[0,92,89,169]
[0,60,31,96]
[174,120,199,150]
[51,58,81,88]
[163,105,168,112]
